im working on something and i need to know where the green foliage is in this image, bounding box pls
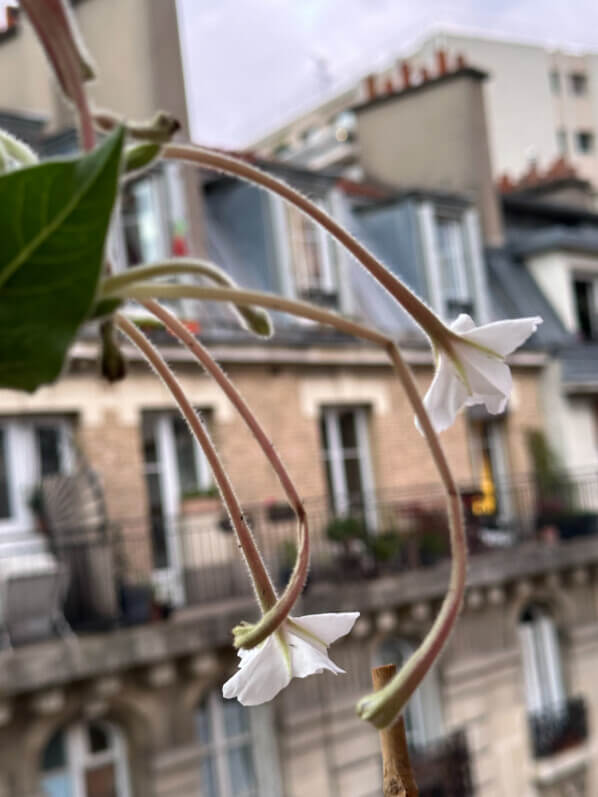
[527,429,574,512]
[325,515,366,543]
[0,127,124,392]
[366,530,402,563]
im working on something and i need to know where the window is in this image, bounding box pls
[575,130,594,154]
[141,411,213,571]
[373,638,444,749]
[0,417,73,534]
[121,173,168,266]
[319,406,376,530]
[518,604,565,714]
[556,128,568,155]
[286,202,339,307]
[196,692,258,797]
[549,69,561,94]
[573,277,598,340]
[40,720,131,797]
[569,72,588,96]
[435,216,473,318]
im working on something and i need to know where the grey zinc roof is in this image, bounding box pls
[561,344,598,390]
[484,248,569,348]
[509,226,598,258]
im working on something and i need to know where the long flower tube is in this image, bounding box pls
[161,143,454,347]
[143,299,309,651]
[105,280,465,729]
[115,314,277,615]
[21,0,95,150]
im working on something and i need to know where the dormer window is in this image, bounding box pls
[435,215,474,318]
[286,203,339,308]
[573,277,598,340]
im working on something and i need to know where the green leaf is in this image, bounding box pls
[0,127,124,391]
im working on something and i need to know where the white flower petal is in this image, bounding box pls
[461,316,542,357]
[290,612,359,646]
[222,635,291,706]
[418,314,542,434]
[421,355,469,433]
[459,345,512,397]
[450,314,477,334]
[286,631,345,678]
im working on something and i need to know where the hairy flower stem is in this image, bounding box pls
[162,143,453,349]
[21,0,95,151]
[115,314,277,614]
[108,283,466,727]
[143,299,309,649]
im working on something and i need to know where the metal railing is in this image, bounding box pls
[2,471,598,643]
[528,696,588,759]
[412,730,474,796]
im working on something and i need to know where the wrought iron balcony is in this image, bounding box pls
[411,730,474,797]
[528,696,588,759]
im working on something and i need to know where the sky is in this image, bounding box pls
[176,0,598,149]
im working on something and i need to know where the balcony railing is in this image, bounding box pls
[411,730,474,797]
[2,471,598,644]
[529,696,588,759]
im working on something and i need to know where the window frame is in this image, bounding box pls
[569,72,588,96]
[0,416,73,536]
[435,212,473,318]
[575,130,594,154]
[196,691,259,797]
[320,405,377,531]
[40,719,131,797]
[573,273,598,341]
[518,604,566,714]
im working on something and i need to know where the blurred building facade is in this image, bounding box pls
[0,3,597,797]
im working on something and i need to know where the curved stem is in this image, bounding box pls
[162,143,449,343]
[110,283,467,727]
[115,314,277,614]
[143,299,309,649]
[103,258,271,337]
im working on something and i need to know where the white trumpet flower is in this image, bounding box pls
[421,314,543,433]
[223,612,359,706]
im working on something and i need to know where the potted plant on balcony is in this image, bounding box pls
[325,515,370,578]
[180,485,221,516]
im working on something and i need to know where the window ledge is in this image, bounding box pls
[531,743,590,786]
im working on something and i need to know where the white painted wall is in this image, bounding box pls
[541,360,597,472]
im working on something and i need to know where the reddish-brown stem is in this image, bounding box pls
[115,314,277,613]
[162,143,449,343]
[143,299,309,648]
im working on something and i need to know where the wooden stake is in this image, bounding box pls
[371,664,419,797]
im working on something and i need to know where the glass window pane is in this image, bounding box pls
[343,456,364,507]
[121,178,164,266]
[0,428,11,519]
[319,416,329,453]
[172,416,198,497]
[85,763,117,797]
[200,755,218,797]
[40,773,73,797]
[227,744,256,794]
[222,699,249,738]
[338,411,357,449]
[36,426,62,477]
[42,730,67,771]
[195,700,212,744]
[88,722,111,754]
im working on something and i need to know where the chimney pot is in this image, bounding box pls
[456,53,467,69]
[400,61,411,88]
[420,67,430,82]
[436,49,448,75]
[365,74,376,100]
[384,78,394,94]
